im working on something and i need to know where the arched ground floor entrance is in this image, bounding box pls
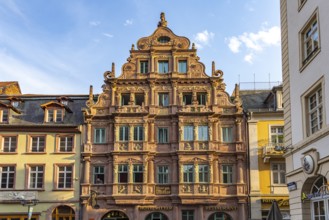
[101,210,129,220]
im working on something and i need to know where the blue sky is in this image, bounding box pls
[0,0,281,95]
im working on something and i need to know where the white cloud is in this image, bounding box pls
[124,19,133,26]
[103,33,113,38]
[89,21,100,26]
[194,30,214,48]
[227,26,281,63]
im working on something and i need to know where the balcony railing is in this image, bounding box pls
[262,143,285,163]
[178,141,209,151]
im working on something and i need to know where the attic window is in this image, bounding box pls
[158,36,170,43]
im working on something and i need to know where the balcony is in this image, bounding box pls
[262,143,285,163]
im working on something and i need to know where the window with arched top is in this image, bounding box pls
[145,212,168,220]
[208,212,232,220]
[310,176,329,220]
[52,205,75,220]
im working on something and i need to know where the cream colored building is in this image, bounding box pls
[0,94,88,220]
[80,13,248,220]
[281,0,329,219]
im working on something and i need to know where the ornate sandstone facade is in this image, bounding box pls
[81,13,247,220]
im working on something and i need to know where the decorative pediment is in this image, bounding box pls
[40,101,72,113]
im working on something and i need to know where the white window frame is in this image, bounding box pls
[0,108,9,123]
[198,165,209,183]
[0,165,15,189]
[58,135,74,152]
[222,164,233,184]
[28,165,44,189]
[121,93,130,106]
[198,126,208,141]
[1,136,17,153]
[184,125,194,141]
[271,163,286,185]
[183,164,194,183]
[270,126,284,145]
[56,164,73,189]
[46,108,63,122]
[94,128,106,144]
[93,165,105,184]
[30,136,45,152]
[157,165,169,184]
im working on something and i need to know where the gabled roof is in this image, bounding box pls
[0,101,22,114]
[40,101,73,113]
[0,81,22,95]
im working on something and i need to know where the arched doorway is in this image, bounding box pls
[145,212,168,220]
[51,205,75,220]
[101,210,129,220]
[309,176,329,220]
[208,212,232,220]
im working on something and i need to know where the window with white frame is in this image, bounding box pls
[184,125,194,141]
[197,93,207,105]
[270,126,284,145]
[183,164,194,183]
[28,165,44,189]
[133,164,143,183]
[222,127,233,142]
[0,108,9,123]
[307,86,323,135]
[2,136,17,152]
[59,136,74,152]
[222,165,233,184]
[0,165,15,189]
[93,166,105,184]
[272,163,286,184]
[182,210,194,220]
[118,164,128,183]
[301,11,319,66]
[158,60,169,73]
[57,165,73,189]
[198,126,208,141]
[178,60,187,73]
[157,165,169,184]
[158,127,169,143]
[94,128,106,144]
[198,165,209,183]
[134,126,143,141]
[140,60,149,74]
[46,108,63,122]
[30,136,45,152]
[158,93,169,107]
[119,126,129,141]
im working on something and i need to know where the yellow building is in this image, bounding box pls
[241,85,290,220]
[0,93,88,220]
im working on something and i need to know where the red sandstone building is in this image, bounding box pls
[80,13,248,220]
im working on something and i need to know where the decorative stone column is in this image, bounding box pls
[214,159,219,184]
[209,160,213,183]
[145,91,149,106]
[237,155,245,184]
[214,121,219,141]
[150,83,155,105]
[113,164,118,184]
[179,163,184,183]
[111,86,116,106]
[212,82,217,105]
[129,125,134,141]
[148,159,154,184]
[193,123,198,142]
[208,123,213,141]
[236,119,242,142]
[144,123,148,143]
[172,156,178,184]
[143,161,148,184]
[115,124,119,142]
[150,120,155,143]
[172,81,177,105]
[194,159,199,183]
[108,158,113,183]
[128,160,133,183]
[87,122,92,144]
[171,121,177,143]
[83,157,91,184]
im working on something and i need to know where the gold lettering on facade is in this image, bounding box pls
[205,206,238,211]
[155,186,171,195]
[138,206,173,211]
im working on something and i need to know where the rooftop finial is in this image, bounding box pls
[158,12,167,27]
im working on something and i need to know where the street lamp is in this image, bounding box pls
[20,199,39,220]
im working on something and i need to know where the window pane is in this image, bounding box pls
[158,61,169,73]
[159,93,169,106]
[178,60,187,73]
[198,126,208,141]
[197,93,207,105]
[158,128,168,143]
[222,127,233,142]
[140,61,149,73]
[121,93,130,106]
[184,126,194,141]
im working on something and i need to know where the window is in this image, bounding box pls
[222,165,233,184]
[222,127,233,142]
[145,212,168,220]
[0,109,9,123]
[30,136,45,152]
[118,164,128,183]
[270,126,284,145]
[0,165,15,189]
[140,61,149,73]
[1,136,17,152]
[121,93,130,106]
[157,165,169,184]
[59,136,74,152]
[57,165,73,189]
[301,12,319,66]
[307,86,323,135]
[184,126,194,141]
[208,212,232,220]
[135,93,144,106]
[178,60,187,73]
[158,127,169,143]
[28,165,44,189]
[199,165,209,183]
[183,93,192,105]
[197,93,207,105]
[272,163,286,184]
[134,126,143,141]
[158,60,169,73]
[94,128,106,144]
[182,210,194,220]
[119,126,129,141]
[183,165,194,183]
[133,164,143,183]
[47,108,63,122]
[93,166,105,184]
[198,126,208,141]
[52,205,75,220]
[158,93,169,107]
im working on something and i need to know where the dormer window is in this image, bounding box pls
[41,101,72,123]
[11,101,19,108]
[47,108,64,122]
[0,108,9,123]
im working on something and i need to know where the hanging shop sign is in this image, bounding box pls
[302,155,315,174]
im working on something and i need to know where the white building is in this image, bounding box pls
[281,0,329,219]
